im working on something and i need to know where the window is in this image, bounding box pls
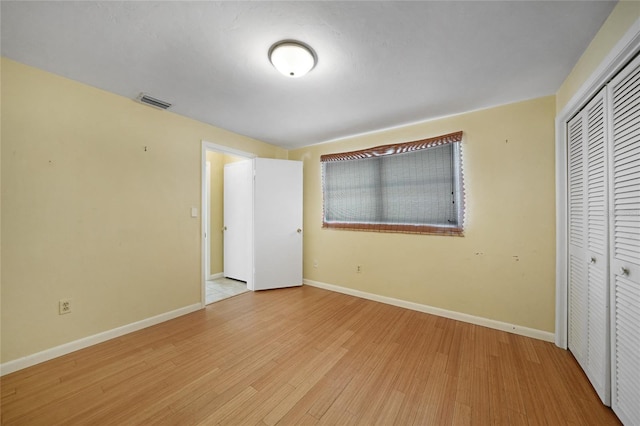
[321,131,464,236]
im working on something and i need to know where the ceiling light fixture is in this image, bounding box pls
[269,40,317,78]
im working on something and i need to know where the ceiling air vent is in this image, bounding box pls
[136,93,172,110]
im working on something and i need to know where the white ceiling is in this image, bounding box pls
[1,1,616,149]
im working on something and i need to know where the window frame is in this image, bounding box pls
[321,131,465,236]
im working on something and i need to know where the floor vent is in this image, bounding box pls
[136,93,172,110]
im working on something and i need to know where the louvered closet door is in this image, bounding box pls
[567,90,610,405]
[567,111,588,371]
[608,54,640,426]
[584,90,610,405]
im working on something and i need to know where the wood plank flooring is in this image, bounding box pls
[0,285,620,425]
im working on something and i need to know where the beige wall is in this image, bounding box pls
[0,58,285,363]
[207,151,224,275]
[206,152,246,276]
[0,57,3,361]
[4,2,636,363]
[290,96,557,333]
[556,1,640,113]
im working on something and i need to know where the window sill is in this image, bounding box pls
[322,222,464,236]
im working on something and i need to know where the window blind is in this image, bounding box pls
[321,131,464,235]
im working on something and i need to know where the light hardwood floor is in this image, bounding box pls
[1,286,620,425]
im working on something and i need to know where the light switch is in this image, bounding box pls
[191,207,198,218]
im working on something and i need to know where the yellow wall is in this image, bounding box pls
[556,1,640,113]
[0,57,3,361]
[207,151,224,275]
[290,96,557,333]
[4,2,635,363]
[0,58,285,363]
[206,152,246,276]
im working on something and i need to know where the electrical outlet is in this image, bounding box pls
[59,299,72,315]
[356,265,362,273]
[313,260,318,269]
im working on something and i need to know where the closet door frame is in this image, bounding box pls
[555,20,640,349]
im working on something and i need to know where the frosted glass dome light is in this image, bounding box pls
[269,41,317,78]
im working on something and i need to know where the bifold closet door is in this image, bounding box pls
[567,88,610,405]
[567,111,588,371]
[608,54,640,426]
[584,90,610,405]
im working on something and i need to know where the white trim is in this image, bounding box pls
[0,303,202,376]
[555,113,569,349]
[200,141,256,307]
[205,161,212,279]
[304,279,555,343]
[201,141,257,160]
[208,272,224,281]
[555,17,640,349]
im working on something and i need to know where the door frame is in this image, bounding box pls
[554,19,640,348]
[200,140,256,307]
[205,160,211,279]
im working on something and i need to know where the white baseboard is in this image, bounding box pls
[2,282,554,376]
[0,303,202,376]
[304,279,555,343]
[208,272,224,281]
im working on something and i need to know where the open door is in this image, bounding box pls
[253,158,303,290]
[223,160,252,282]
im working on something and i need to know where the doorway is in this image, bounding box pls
[201,143,304,306]
[201,141,255,305]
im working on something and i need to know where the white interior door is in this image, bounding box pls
[608,54,640,426]
[253,158,303,291]
[568,111,588,368]
[223,160,252,282]
[584,89,610,405]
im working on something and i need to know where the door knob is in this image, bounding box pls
[297,228,302,234]
[620,267,630,276]
[223,226,227,231]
